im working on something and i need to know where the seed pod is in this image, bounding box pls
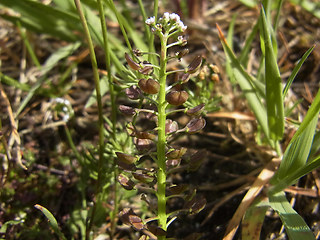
[166,148,187,159]
[168,184,188,195]
[118,174,135,190]
[116,152,138,165]
[185,118,206,133]
[125,53,141,70]
[135,131,157,140]
[178,73,190,83]
[187,55,202,74]
[186,104,205,117]
[119,105,136,116]
[125,85,142,100]
[138,78,160,94]
[119,208,144,231]
[188,150,207,171]
[184,195,207,215]
[139,65,153,75]
[132,171,154,184]
[165,119,179,134]
[147,225,167,237]
[166,90,188,106]
[166,158,181,167]
[134,138,154,153]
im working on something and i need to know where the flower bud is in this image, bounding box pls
[125,53,141,70]
[176,48,189,60]
[166,90,188,106]
[138,78,160,94]
[187,55,202,74]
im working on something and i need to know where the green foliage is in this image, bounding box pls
[220,1,320,239]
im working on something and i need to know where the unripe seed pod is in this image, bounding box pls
[185,118,206,133]
[125,53,141,70]
[186,103,205,116]
[187,55,202,74]
[165,119,179,134]
[116,152,138,165]
[138,78,160,94]
[166,90,188,106]
[125,85,142,99]
[119,105,136,116]
[166,147,187,159]
[118,174,135,190]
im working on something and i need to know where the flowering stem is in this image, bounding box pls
[156,32,168,237]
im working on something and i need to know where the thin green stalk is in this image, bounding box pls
[107,0,133,54]
[73,1,105,239]
[156,32,168,238]
[95,1,118,237]
[17,21,41,68]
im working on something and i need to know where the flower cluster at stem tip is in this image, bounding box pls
[145,12,187,35]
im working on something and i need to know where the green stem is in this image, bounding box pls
[156,33,168,238]
[73,1,105,239]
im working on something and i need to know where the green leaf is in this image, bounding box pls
[268,192,315,240]
[260,7,284,141]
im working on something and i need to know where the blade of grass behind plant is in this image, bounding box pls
[0,73,30,91]
[289,0,320,18]
[239,20,259,66]
[0,0,80,42]
[260,7,284,141]
[283,46,314,98]
[242,200,269,240]
[34,204,67,240]
[268,191,315,240]
[226,14,237,84]
[217,24,270,143]
[16,42,81,116]
[275,113,318,182]
[290,86,320,144]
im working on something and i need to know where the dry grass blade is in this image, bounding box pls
[223,157,281,240]
[0,84,26,170]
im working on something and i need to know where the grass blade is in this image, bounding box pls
[34,204,67,240]
[217,24,270,143]
[283,46,314,98]
[268,192,315,240]
[260,7,284,141]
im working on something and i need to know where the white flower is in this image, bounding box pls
[177,21,187,31]
[145,16,156,25]
[169,13,180,22]
[163,12,170,20]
